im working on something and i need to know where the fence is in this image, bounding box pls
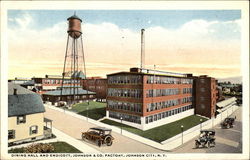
[45,104,239,151]
[161,105,239,150]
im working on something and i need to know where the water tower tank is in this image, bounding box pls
[67,14,82,39]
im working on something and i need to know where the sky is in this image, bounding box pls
[8,10,241,79]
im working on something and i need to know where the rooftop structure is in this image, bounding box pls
[60,13,87,106]
[42,88,96,106]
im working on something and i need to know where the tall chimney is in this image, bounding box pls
[141,29,145,69]
[14,88,17,95]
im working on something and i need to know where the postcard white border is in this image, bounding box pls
[1,1,249,160]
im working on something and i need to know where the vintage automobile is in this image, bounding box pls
[221,117,235,129]
[195,130,216,148]
[82,127,114,147]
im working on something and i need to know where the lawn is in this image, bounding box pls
[101,115,208,143]
[51,142,81,153]
[8,141,81,153]
[71,101,106,120]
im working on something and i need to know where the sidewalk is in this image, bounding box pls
[45,104,239,151]
[44,105,164,153]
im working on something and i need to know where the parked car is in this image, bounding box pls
[82,127,114,147]
[195,130,216,148]
[221,117,235,129]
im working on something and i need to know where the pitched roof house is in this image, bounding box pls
[8,82,51,145]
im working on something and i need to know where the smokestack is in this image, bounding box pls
[141,29,145,69]
[14,88,17,95]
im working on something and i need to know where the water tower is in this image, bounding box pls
[60,13,87,105]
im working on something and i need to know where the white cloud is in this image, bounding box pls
[8,13,241,78]
[14,13,33,29]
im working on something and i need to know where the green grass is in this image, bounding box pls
[71,101,106,120]
[8,141,81,153]
[8,147,25,153]
[101,115,208,143]
[50,142,81,153]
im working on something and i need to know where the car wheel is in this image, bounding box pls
[105,136,113,146]
[213,141,216,146]
[207,142,211,148]
[98,140,102,147]
[195,141,199,148]
[82,133,86,140]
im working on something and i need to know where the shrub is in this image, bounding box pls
[24,143,54,153]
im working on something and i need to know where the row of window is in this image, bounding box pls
[147,99,179,112]
[107,100,142,113]
[146,88,179,97]
[43,79,81,84]
[146,97,192,112]
[145,105,193,124]
[146,76,193,84]
[109,111,141,124]
[107,88,142,98]
[8,125,38,140]
[108,75,142,84]
[46,95,94,101]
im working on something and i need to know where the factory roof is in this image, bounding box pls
[71,71,86,79]
[67,14,82,22]
[43,88,95,96]
[107,71,192,78]
[107,67,193,78]
[217,97,237,108]
[21,80,35,86]
[8,82,45,117]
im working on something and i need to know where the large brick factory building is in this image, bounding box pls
[106,67,218,130]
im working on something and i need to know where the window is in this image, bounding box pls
[30,125,38,135]
[200,104,205,109]
[8,130,15,139]
[146,117,149,124]
[108,75,142,84]
[154,115,157,121]
[17,115,26,124]
[200,88,205,92]
[200,79,205,83]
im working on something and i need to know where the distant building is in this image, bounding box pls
[216,97,237,114]
[106,68,194,130]
[42,87,96,106]
[193,75,218,118]
[32,75,82,94]
[82,77,107,102]
[8,77,31,85]
[8,83,52,146]
[20,80,36,91]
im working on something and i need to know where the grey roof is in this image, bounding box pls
[56,86,82,89]
[43,88,95,96]
[217,97,237,108]
[9,82,35,95]
[8,82,45,117]
[20,80,35,86]
[67,14,82,22]
[71,71,86,79]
